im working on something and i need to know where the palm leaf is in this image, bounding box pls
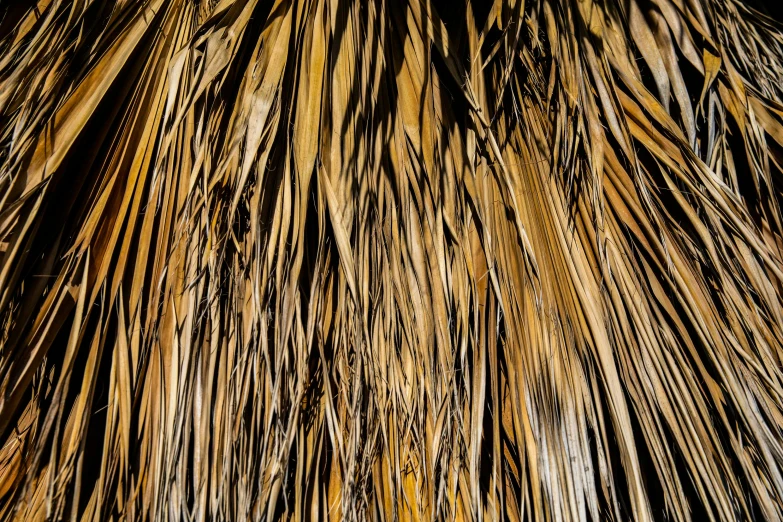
[1,0,783,521]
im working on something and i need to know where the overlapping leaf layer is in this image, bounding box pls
[1,0,783,520]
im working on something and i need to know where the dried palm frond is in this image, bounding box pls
[1,0,783,520]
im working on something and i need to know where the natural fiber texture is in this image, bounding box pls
[1,0,783,520]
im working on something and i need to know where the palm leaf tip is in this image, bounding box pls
[1,0,783,520]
